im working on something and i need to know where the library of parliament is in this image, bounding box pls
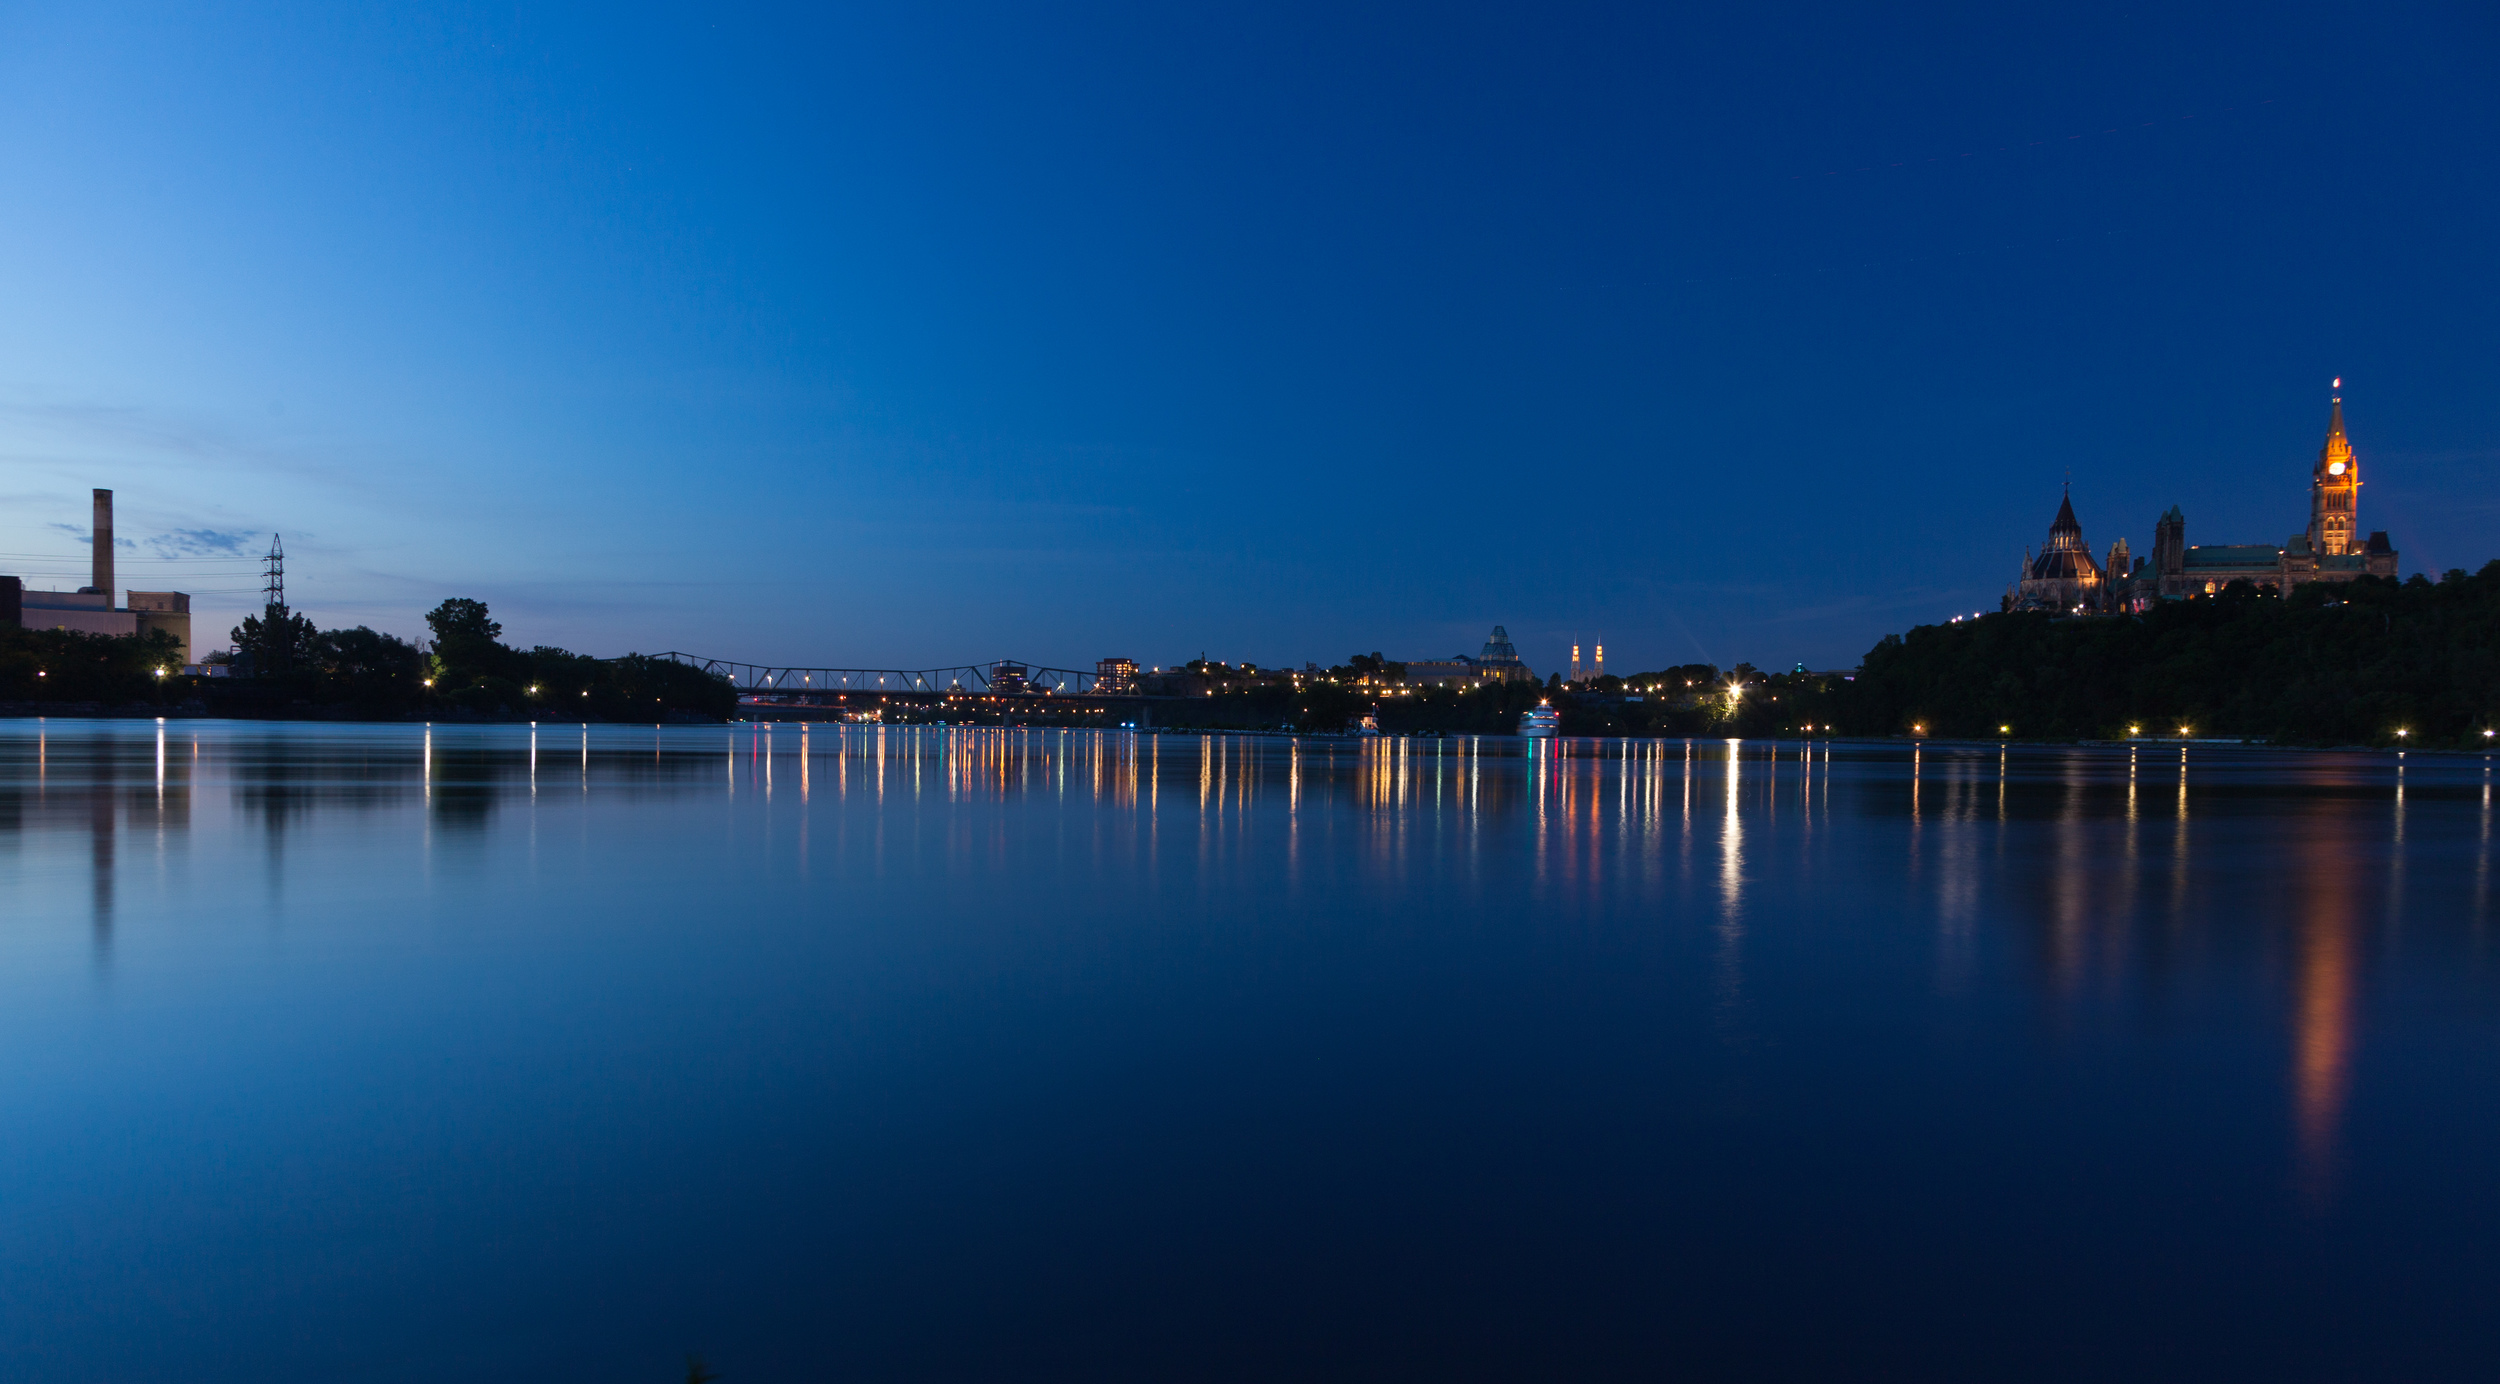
[2004,385,2400,614]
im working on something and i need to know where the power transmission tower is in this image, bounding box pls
[262,534,285,613]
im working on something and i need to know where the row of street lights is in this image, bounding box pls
[1900,720,2473,742]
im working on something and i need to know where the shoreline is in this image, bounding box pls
[7,710,2489,757]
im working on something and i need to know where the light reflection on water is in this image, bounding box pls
[1,719,2496,1381]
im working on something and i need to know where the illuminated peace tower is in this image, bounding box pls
[2004,383,2398,612]
[2309,381,2359,557]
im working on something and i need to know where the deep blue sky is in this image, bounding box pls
[2,2,2493,674]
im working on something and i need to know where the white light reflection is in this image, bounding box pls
[2480,768,2492,922]
[1716,738,1745,1020]
[2171,745,2191,923]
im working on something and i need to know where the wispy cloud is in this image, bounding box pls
[147,528,257,557]
[46,522,134,548]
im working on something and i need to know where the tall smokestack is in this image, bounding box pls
[89,489,114,600]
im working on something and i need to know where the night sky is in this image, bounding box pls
[1,2,2492,674]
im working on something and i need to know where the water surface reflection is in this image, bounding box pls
[0,721,2493,1381]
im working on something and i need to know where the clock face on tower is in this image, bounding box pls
[2328,462,2347,476]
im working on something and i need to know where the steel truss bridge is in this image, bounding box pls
[649,653,1117,700]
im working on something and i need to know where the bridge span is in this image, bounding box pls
[650,653,1117,700]
[647,653,1332,731]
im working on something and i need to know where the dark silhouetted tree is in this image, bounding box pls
[425,598,505,683]
[231,605,318,675]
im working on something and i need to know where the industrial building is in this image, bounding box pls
[0,489,193,662]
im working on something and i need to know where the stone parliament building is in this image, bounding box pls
[2005,387,2400,614]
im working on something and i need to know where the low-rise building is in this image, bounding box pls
[1094,657,1139,695]
[1405,625,1538,687]
[0,491,195,662]
[128,591,193,663]
[9,588,196,662]
[14,586,138,638]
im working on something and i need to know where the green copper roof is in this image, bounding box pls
[2182,545,2280,567]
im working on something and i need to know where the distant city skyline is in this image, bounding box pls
[1,2,2492,675]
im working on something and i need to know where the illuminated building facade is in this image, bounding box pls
[1567,642,1607,684]
[1473,626,1534,683]
[2007,491,2111,613]
[1094,657,1139,695]
[2311,391,2361,557]
[2004,389,2401,612]
[1403,625,1539,688]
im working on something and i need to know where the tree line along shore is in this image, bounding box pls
[0,598,735,721]
[2,566,2494,748]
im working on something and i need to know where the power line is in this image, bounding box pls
[5,569,271,576]
[0,549,265,559]
[4,566,269,575]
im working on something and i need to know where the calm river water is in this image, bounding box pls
[3,720,2496,1381]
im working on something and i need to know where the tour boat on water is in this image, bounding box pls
[1519,702,1560,738]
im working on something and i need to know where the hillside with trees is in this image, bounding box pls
[1843,566,2500,747]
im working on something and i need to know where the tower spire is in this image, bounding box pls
[2310,384,2359,556]
[2048,491,2083,547]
